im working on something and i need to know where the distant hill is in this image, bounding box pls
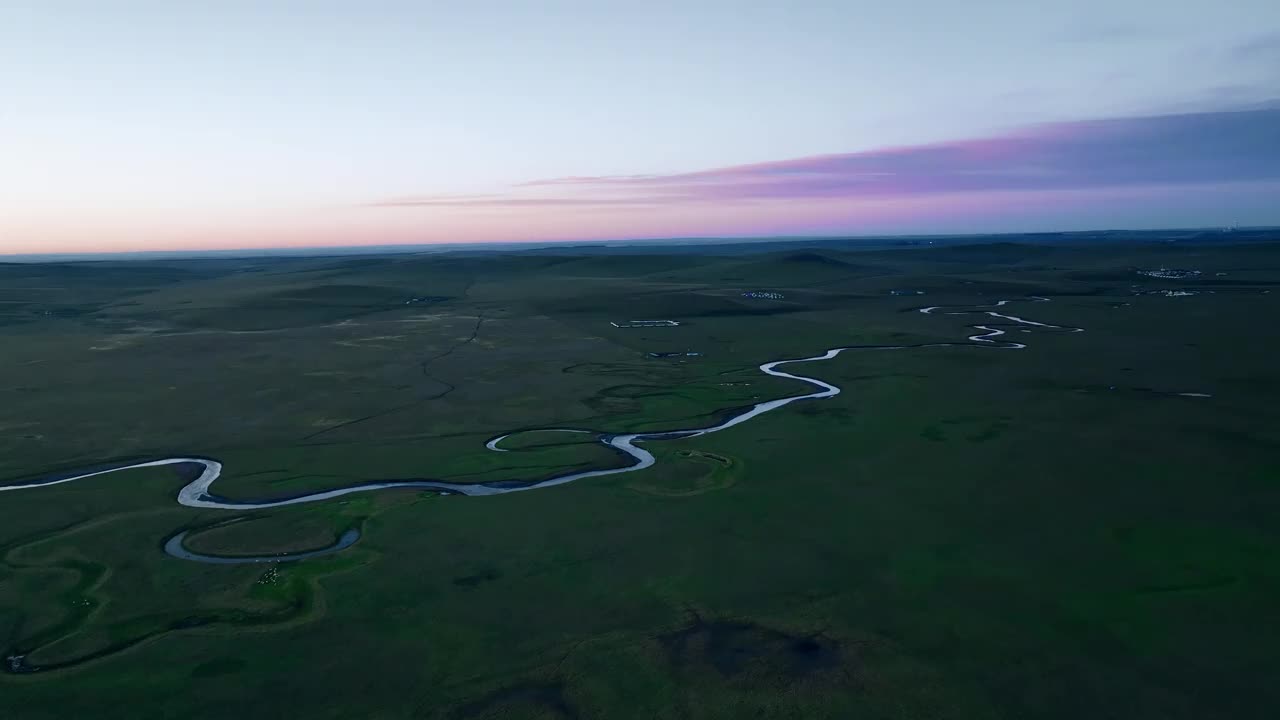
[3,227,1276,262]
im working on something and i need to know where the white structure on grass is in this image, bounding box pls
[611,319,680,328]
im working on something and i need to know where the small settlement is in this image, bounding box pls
[610,319,680,328]
[647,351,702,359]
[1137,268,1202,279]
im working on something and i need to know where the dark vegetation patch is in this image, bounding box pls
[0,263,202,286]
[598,383,680,400]
[581,394,641,416]
[659,614,844,683]
[939,416,1013,443]
[686,305,810,317]
[794,404,855,422]
[159,283,455,330]
[452,568,501,588]
[889,278,1064,297]
[1135,577,1238,595]
[781,251,849,266]
[968,421,1010,443]
[920,242,1058,264]
[268,284,418,306]
[555,254,716,277]
[1069,270,1152,282]
[450,680,579,719]
[560,362,653,377]
[190,656,246,679]
[539,290,753,318]
[310,257,399,271]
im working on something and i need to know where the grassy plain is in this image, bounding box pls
[2,239,1279,718]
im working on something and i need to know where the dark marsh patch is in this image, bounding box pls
[781,251,849,266]
[449,680,579,719]
[659,616,844,683]
[936,415,1013,443]
[452,568,501,588]
[190,656,246,679]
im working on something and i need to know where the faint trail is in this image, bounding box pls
[416,313,486,401]
[300,313,486,442]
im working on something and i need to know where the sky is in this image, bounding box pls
[1,1,1278,255]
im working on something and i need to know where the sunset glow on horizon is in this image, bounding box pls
[3,2,1278,255]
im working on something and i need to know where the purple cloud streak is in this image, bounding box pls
[375,107,1280,210]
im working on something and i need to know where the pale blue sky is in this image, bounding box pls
[1,1,1277,252]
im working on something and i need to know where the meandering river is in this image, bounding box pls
[0,297,1081,563]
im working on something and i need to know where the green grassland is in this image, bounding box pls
[2,240,1279,718]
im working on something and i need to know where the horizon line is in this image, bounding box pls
[3,225,1274,263]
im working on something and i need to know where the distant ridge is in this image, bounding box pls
[2,227,1276,262]
[781,251,849,266]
